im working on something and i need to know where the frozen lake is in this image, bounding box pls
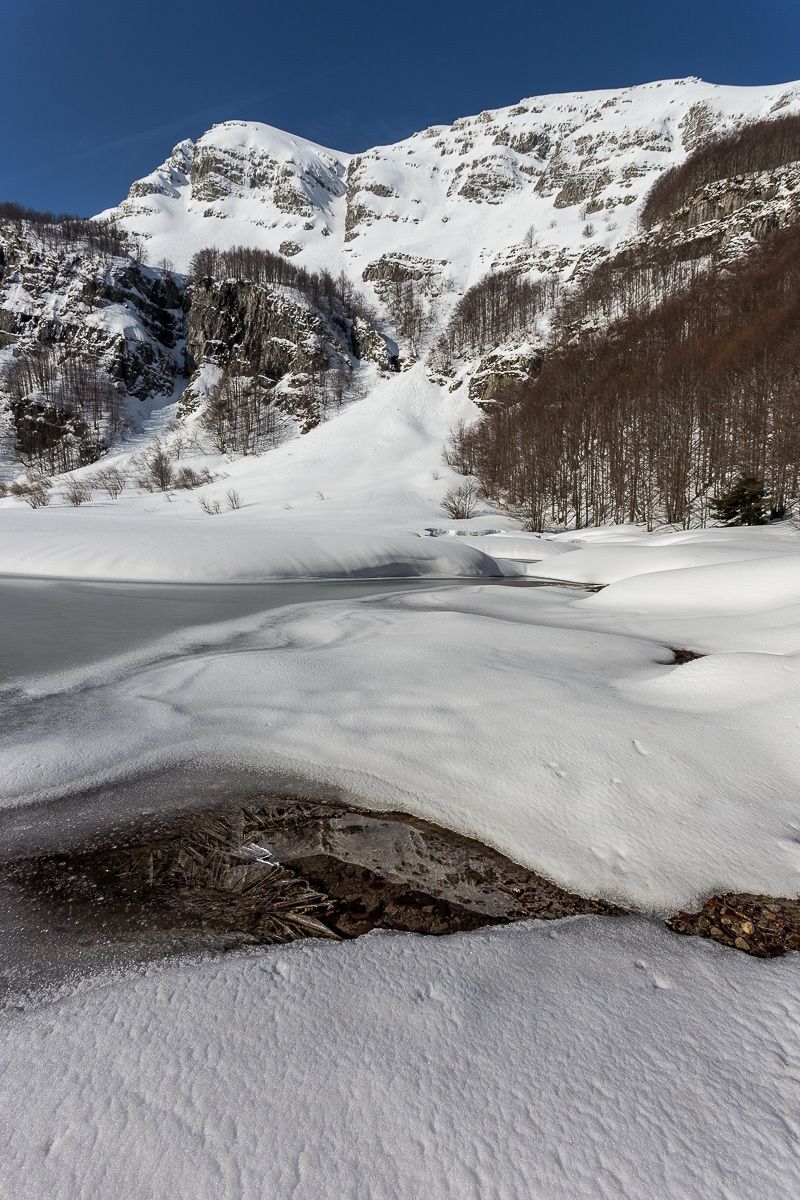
[0,576,443,679]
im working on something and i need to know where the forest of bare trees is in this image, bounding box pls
[555,238,709,330]
[2,347,122,473]
[449,222,800,529]
[381,279,427,353]
[640,114,800,228]
[201,370,288,455]
[0,201,138,258]
[190,245,376,337]
[429,270,560,373]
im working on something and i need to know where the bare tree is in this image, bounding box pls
[134,442,175,491]
[89,465,126,498]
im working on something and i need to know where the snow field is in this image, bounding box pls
[0,917,797,1200]
[3,525,800,911]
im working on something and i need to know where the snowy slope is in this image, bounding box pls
[103,77,800,292]
[0,364,498,581]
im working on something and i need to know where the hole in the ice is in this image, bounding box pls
[6,796,623,954]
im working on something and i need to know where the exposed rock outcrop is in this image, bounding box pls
[185,277,349,380]
[468,348,543,405]
[0,220,185,401]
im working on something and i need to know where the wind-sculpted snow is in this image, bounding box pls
[0,918,797,1200]
[3,526,800,910]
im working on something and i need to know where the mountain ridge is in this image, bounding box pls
[101,76,800,290]
[2,74,800,534]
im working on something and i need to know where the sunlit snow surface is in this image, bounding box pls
[3,77,800,1196]
[2,523,800,909]
[1,918,797,1200]
[1,527,799,1197]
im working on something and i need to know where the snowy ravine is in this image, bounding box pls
[1,917,797,1200]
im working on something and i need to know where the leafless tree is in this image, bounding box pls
[642,114,800,228]
[449,222,800,530]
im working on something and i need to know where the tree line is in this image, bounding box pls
[449,221,800,529]
[641,114,800,228]
[0,201,138,259]
[190,245,377,337]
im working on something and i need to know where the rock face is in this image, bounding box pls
[94,78,800,389]
[0,222,185,395]
[185,278,349,379]
[189,124,345,219]
[183,273,395,432]
[3,77,800,474]
[103,79,800,287]
[103,121,348,266]
[468,349,543,405]
[658,162,800,243]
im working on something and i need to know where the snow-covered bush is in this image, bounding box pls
[10,474,52,508]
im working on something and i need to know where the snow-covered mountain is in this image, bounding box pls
[2,74,800,511]
[104,77,800,293]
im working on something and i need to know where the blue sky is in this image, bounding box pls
[1,0,798,214]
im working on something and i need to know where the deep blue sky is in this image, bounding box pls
[2,0,798,214]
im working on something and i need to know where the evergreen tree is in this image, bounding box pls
[710,476,768,526]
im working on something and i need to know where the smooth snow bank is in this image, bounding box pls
[590,554,800,614]
[3,581,800,910]
[0,367,509,582]
[524,529,800,585]
[0,518,503,582]
[1,917,797,1200]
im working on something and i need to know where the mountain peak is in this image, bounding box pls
[101,76,800,282]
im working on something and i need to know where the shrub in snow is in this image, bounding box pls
[10,475,52,508]
[441,480,481,519]
[174,466,214,490]
[198,495,223,515]
[134,443,175,492]
[88,465,126,499]
[64,479,92,506]
[225,488,242,511]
